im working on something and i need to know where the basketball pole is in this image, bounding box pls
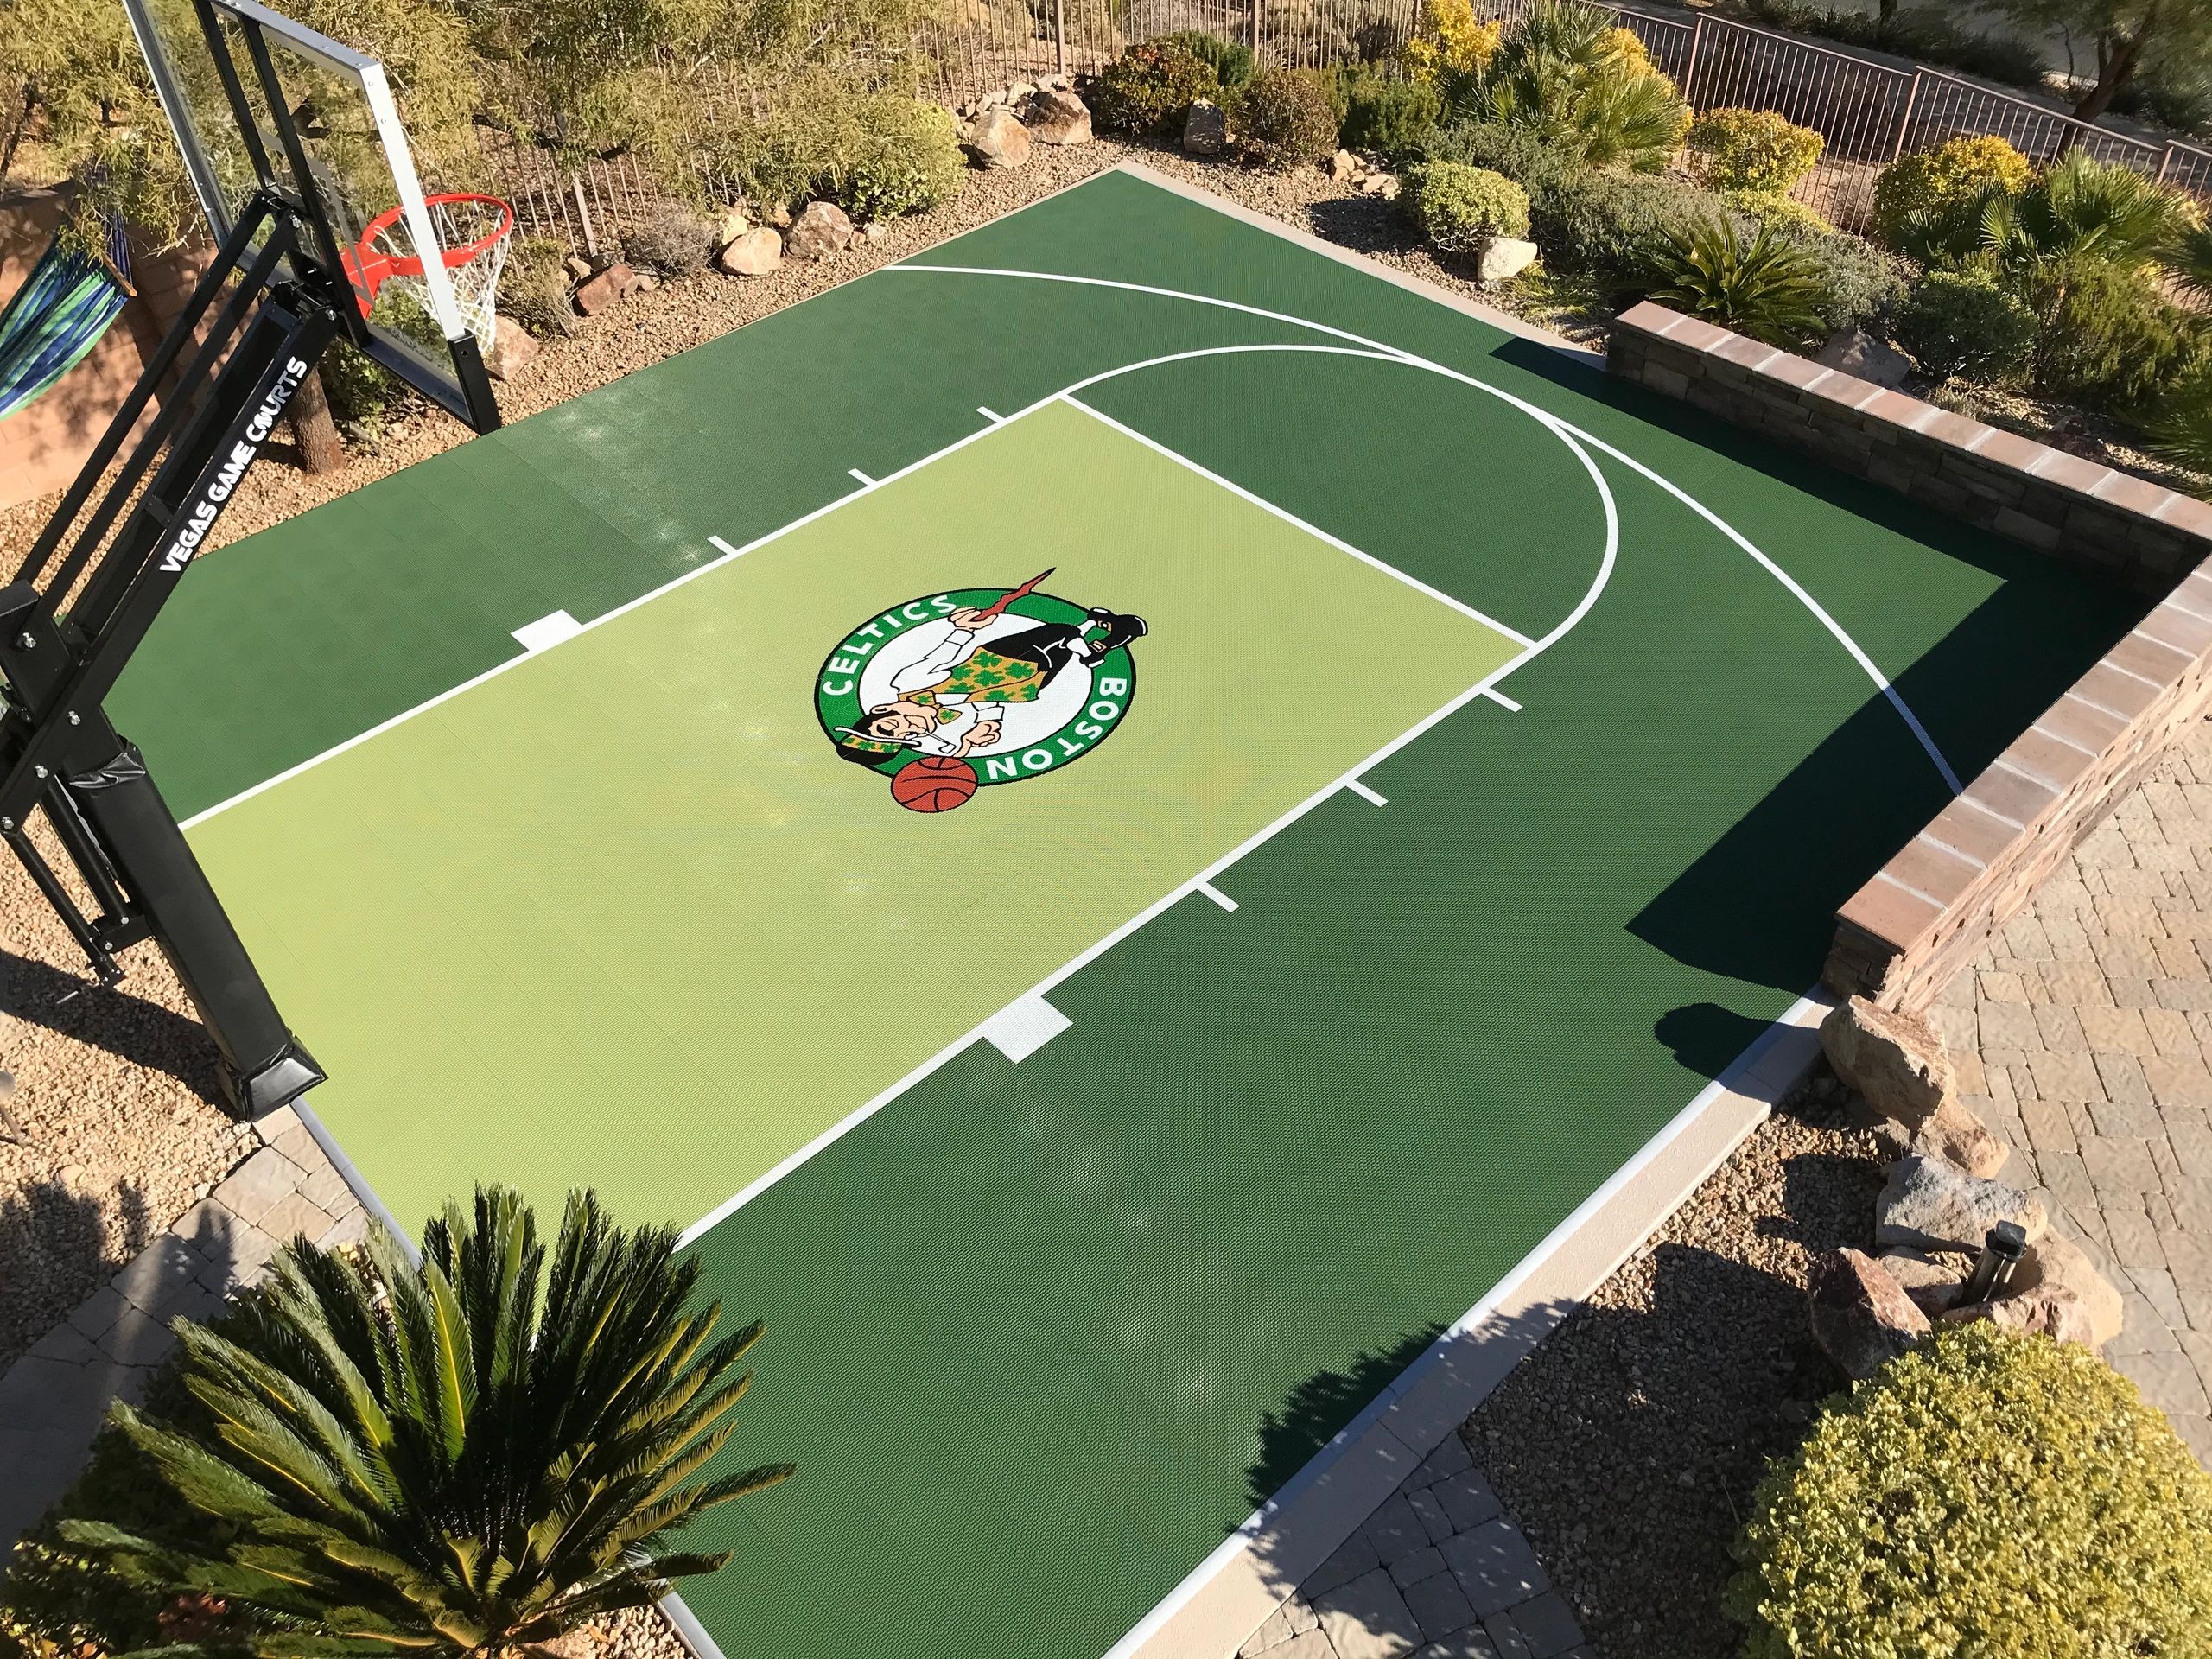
[0,191,345,1117]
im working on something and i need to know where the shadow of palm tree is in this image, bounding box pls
[0,1179,150,1373]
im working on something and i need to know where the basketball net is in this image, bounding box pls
[346,193,514,352]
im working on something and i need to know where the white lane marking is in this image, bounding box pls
[1197,880,1238,912]
[511,610,582,652]
[1346,779,1387,806]
[977,405,1005,423]
[849,467,876,486]
[1063,395,1535,648]
[980,995,1072,1063]
[1482,687,1522,712]
[890,263,1958,796]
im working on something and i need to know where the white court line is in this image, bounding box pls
[979,995,1071,1062]
[1197,880,1238,912]
[977,404,1005,423]
[1483,687,1522,712]
[848,467,876,486]
[511,610,582,652]
[1345,779,1387,806]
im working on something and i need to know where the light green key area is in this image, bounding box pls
[183,398,1521,1229]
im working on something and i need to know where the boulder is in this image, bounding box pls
[572,262,637,315]
[1183,99,1229,157]
[1808,1249,1929,1379]
[1878,1246,1974,1318]
[562,254,593,283]
[967,107,1033,168]
[1478,236,1539,283]
[1876,1154,2047,1255]
[2010,1230,2124,1346]
[484,315,539,381]
[784,201,854,261]
[1947,1287,2101,1347]
[716,226,783,276]
[1816,325,1911,391]
[1026,87,1092,145]
[1357,171,1400,198]
[1821,995,1954,1131]
[1330,148,1359,181]
[1008,79,1038,101]
[1910,1096,2010,1179]
[765,200,794,229]
[715,206,752,246]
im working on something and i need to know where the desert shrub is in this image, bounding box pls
[1090,39,1221,137]
[1893,268,2036,384]
[624,205,719,275]
[317,340,414,442]
[1771,223,1910,332]
[2031,258,2212,413]
[1338,73,1443,156]
[839,98,963,218]
[1160,29,1253,89]
[1420,118,1582,200]
[2112,67,2212,137]
[499,233,573,339]
[1531,168,1748,278]
[1400,0,1501,90]
[1235,67,1341,169]
[1686,106,1822,195]
[1870,134,2033,255]
[1721,188,1829,234]
[1727,1322,2212,1659]
[1647,215,1826,347]
[1401,160,1530,253]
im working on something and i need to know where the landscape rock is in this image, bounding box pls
[1876,1154,2046,1254]
[1331,148,1359,181]
[1820,995,1954,1130]
[1877,1246,1974,1317]
[715,206,752,246]
[2010,1230,2124,1346]
[1808,1248,1929,1379]
[1816,325,1911,391]
[783,201,854,260]
[1478,235,1538,282]
[765,201,794,229]
[1947,1286,2101,1347]
[572,262,637,316]
[1183,99,1229,157]
[484,315,539,381]
[967,107,1033,169]
[562,254,593,283]
[715,226,783,276]
[1910,1096,2009,1179]
[1025,88,1092,145]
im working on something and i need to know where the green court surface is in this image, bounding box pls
[111,167,2145,1658]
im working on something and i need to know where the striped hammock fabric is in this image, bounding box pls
[0,213,133,422]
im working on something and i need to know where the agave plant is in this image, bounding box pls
[60,1186,791,1656]
[1647,216,1827,349]
[1473,0,1689,172]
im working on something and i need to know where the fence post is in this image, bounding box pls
[2159,142,2176,183]
[570,172,598,258]
[1250,0,1262,57]
[1681,13,1702,104]
[1054,0,1067,74]
[1890,68,1922,162]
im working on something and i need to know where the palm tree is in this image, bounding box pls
[60,1186,791,1657]
[1471,0,1689,173]
[1978,149,2190,276]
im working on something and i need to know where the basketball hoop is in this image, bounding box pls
[342,192,514,351]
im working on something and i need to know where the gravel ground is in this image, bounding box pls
[1461,1067,1887,1659]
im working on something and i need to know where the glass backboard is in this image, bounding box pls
[120,0,503,430]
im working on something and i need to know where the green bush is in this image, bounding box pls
[1159,29,1253,89]
[1686,106,1823,194]
[1728,1322,2212,1658]
[1771,223,1910,333]
[1870,134,2033,254]
[839,98,963,219]
[1338,71,1443,156]
[1720,188,1829,235]
[1420,118,1582,200]
[1893,268,2036,384]
[1469,0,1689,173]
[2032,258,2212,414]
[1647,215,1826,348]
[623,204,719,275]
[1745,0,2047,91]
[499,232,573,340]
[1090,40,1222,138]
[1234,67,1342,169]
[1530,168,1748,278]
[1401,160,1530,254]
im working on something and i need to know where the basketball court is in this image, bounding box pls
[91,165,2146,1656]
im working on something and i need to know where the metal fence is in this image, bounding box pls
[474,0,2212,254]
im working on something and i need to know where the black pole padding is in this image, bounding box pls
[65,742,322,1118]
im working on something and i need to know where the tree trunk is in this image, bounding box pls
[288,368,346,474]
[2071,33,2143,122]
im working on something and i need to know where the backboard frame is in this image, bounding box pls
[119,0,501,431]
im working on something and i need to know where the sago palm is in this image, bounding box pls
[60,1186,791,1657]
[1648,216,1827,349]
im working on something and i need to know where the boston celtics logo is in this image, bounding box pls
[817,569,1147,814]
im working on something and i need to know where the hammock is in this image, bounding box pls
[0,213,133,422]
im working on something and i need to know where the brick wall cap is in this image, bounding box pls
[2025,448,2117,497]
[2090,467,2177,517]
[1614,301,1682,336]
[2153,493,2212,541]
[1967,428,2047,478]
[1712,332,1779,372]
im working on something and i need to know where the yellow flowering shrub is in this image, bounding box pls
[1871,133,2033,249]
[1401,0,1501,87]
[1727,1322,2212,1659]
[1688,107,1824,194]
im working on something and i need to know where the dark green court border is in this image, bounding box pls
[104,166,2152,1659]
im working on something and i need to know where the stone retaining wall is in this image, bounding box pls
[1607,302,2212,1009]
